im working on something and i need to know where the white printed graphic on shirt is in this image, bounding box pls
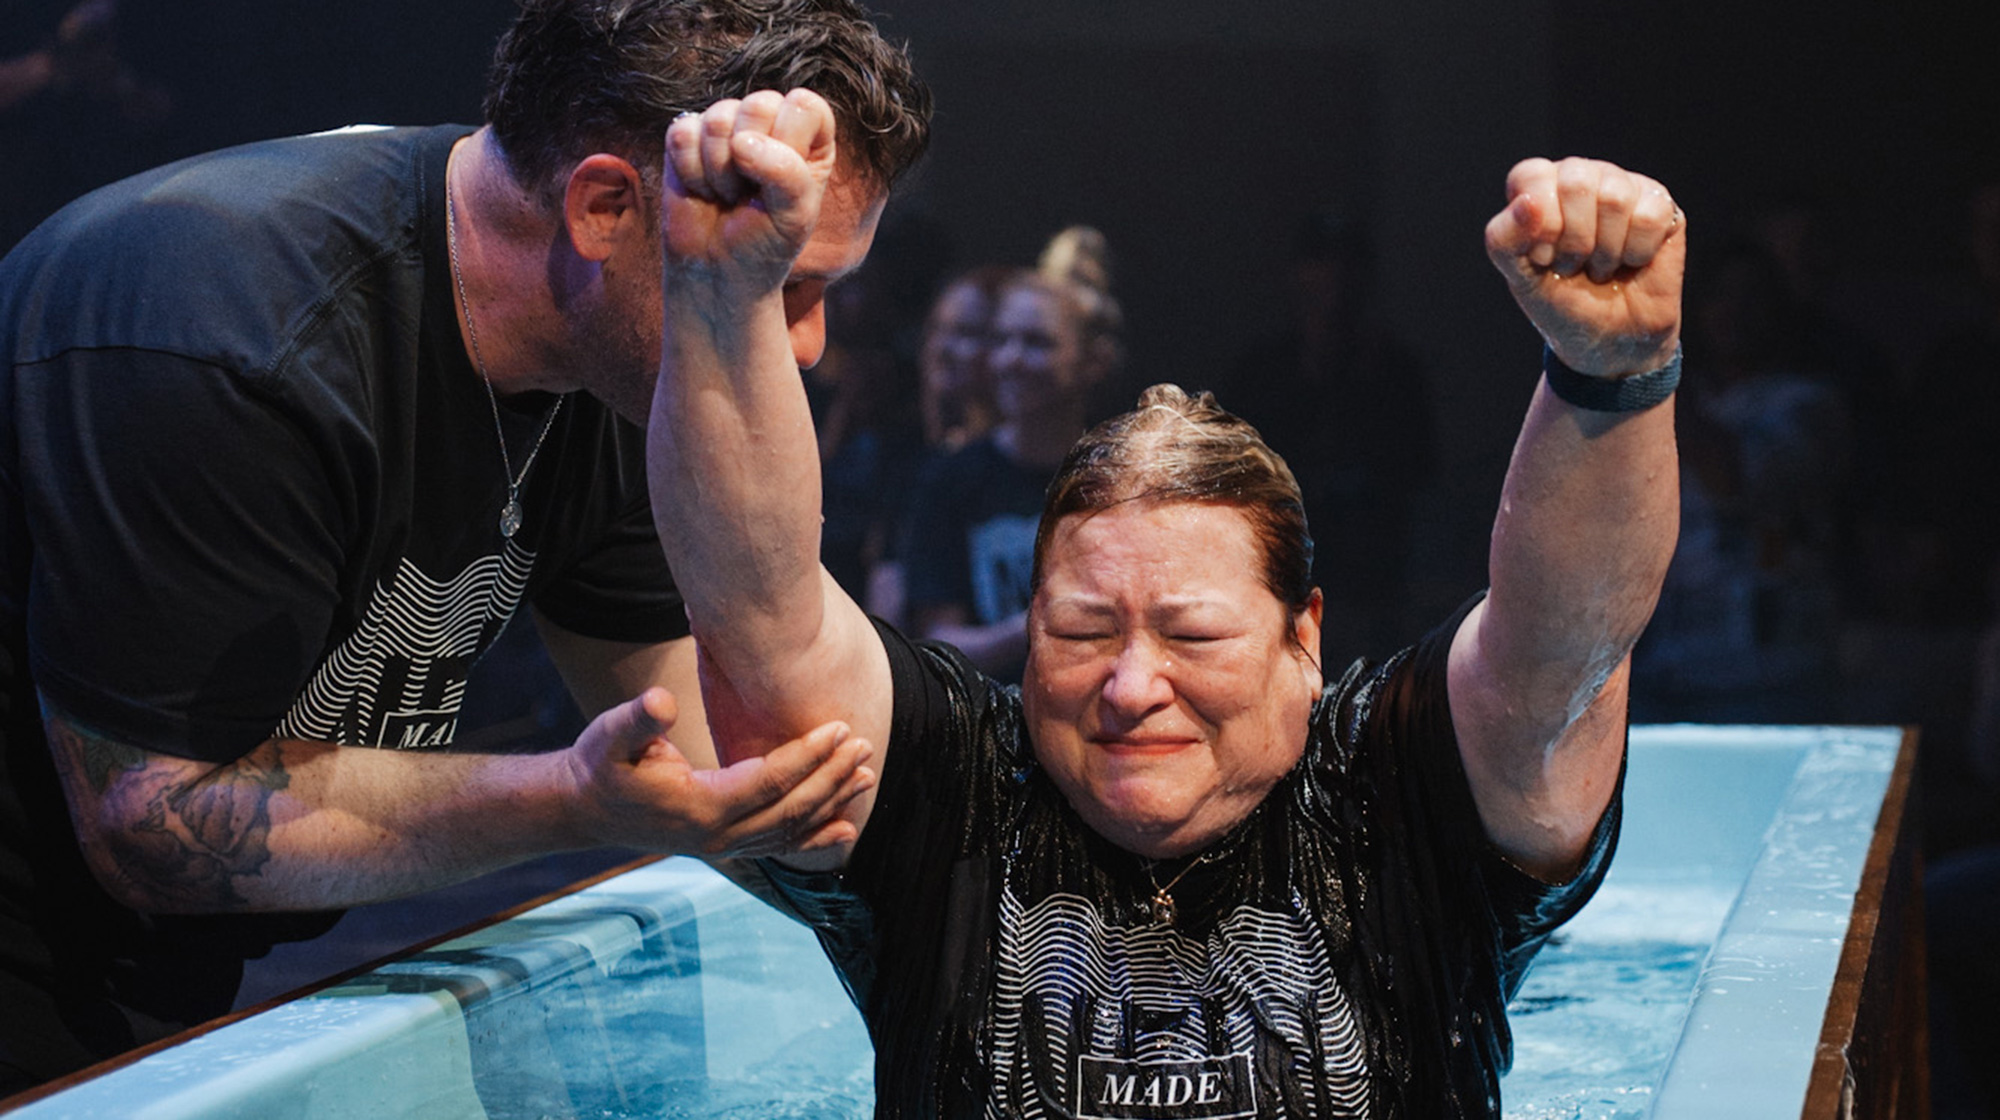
[273,541,534,748]
[989,887,1370,1119]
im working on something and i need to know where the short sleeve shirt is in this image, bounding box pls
[759,605,1619,1119]
[1,123,686,763]
[0,124,689,1072]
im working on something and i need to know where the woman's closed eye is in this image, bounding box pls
[1046,626,1114,643]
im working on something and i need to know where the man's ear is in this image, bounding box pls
[562,153,646,263]
[1296,587,1325,690]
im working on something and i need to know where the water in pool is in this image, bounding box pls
[479,876,1733,1119]
[14,729,1904,1120]
[477,898,876,1120]
[1500,879,1740,1119]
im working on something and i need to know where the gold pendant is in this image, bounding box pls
[1150,891,1177,926]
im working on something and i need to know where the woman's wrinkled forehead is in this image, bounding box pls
[1040,499,1250,573]
[1032,504,1303,644]
[1041,497,1245,574]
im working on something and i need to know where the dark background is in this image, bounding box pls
[7,0,1999,1004]
[8,0,1996,613]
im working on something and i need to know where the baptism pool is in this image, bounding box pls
[0,724,1919,1119]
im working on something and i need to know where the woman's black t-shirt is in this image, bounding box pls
[759,606,1620,1119]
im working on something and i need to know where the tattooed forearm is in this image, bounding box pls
[74,722,147,793]
[43,708,291,911]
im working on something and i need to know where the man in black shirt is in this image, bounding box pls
[0,0,929,1092]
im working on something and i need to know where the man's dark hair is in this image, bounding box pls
[484,0,931,206]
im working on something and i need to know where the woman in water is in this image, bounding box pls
[646,89,1683,1118]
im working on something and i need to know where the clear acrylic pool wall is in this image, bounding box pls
[0,724,1921,1119]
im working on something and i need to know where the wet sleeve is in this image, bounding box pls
[753,619,994,1008]
[843,619,988,892]
[1365,593,1623,997]
[1486,765,1622,999]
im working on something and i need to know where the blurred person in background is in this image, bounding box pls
[864,262,1010,627]
[900,227,1123,681]
[918,265,1009,456]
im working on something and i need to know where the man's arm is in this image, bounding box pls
[43,686,871,913]
[1447,157,1684,880]
[647,90,896,865]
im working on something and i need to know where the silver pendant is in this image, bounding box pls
[1150,891,1176,926]
[500,495,523,538]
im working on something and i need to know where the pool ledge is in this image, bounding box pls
[0,862,754,1120]
[1645,725,1907,1119]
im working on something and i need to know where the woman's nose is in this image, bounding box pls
[1100,637,1174,720]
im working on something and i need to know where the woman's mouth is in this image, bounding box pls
[1090,734,1197,755]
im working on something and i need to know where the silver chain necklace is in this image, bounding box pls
[444,176,563,539]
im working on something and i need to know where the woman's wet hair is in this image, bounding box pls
[1032,384,1316,613]
[484,0,932,208]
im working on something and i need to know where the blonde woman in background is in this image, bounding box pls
[899,227,1123,680]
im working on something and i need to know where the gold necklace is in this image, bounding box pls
[1143,849,1221,926]
[444,174,563,539]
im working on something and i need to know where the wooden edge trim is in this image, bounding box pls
[1800,727,1921,1119]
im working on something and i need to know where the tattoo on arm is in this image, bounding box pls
[44,709,291,911]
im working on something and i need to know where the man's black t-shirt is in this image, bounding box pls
[0,124,686,1082]
[761,608,1618,1118]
